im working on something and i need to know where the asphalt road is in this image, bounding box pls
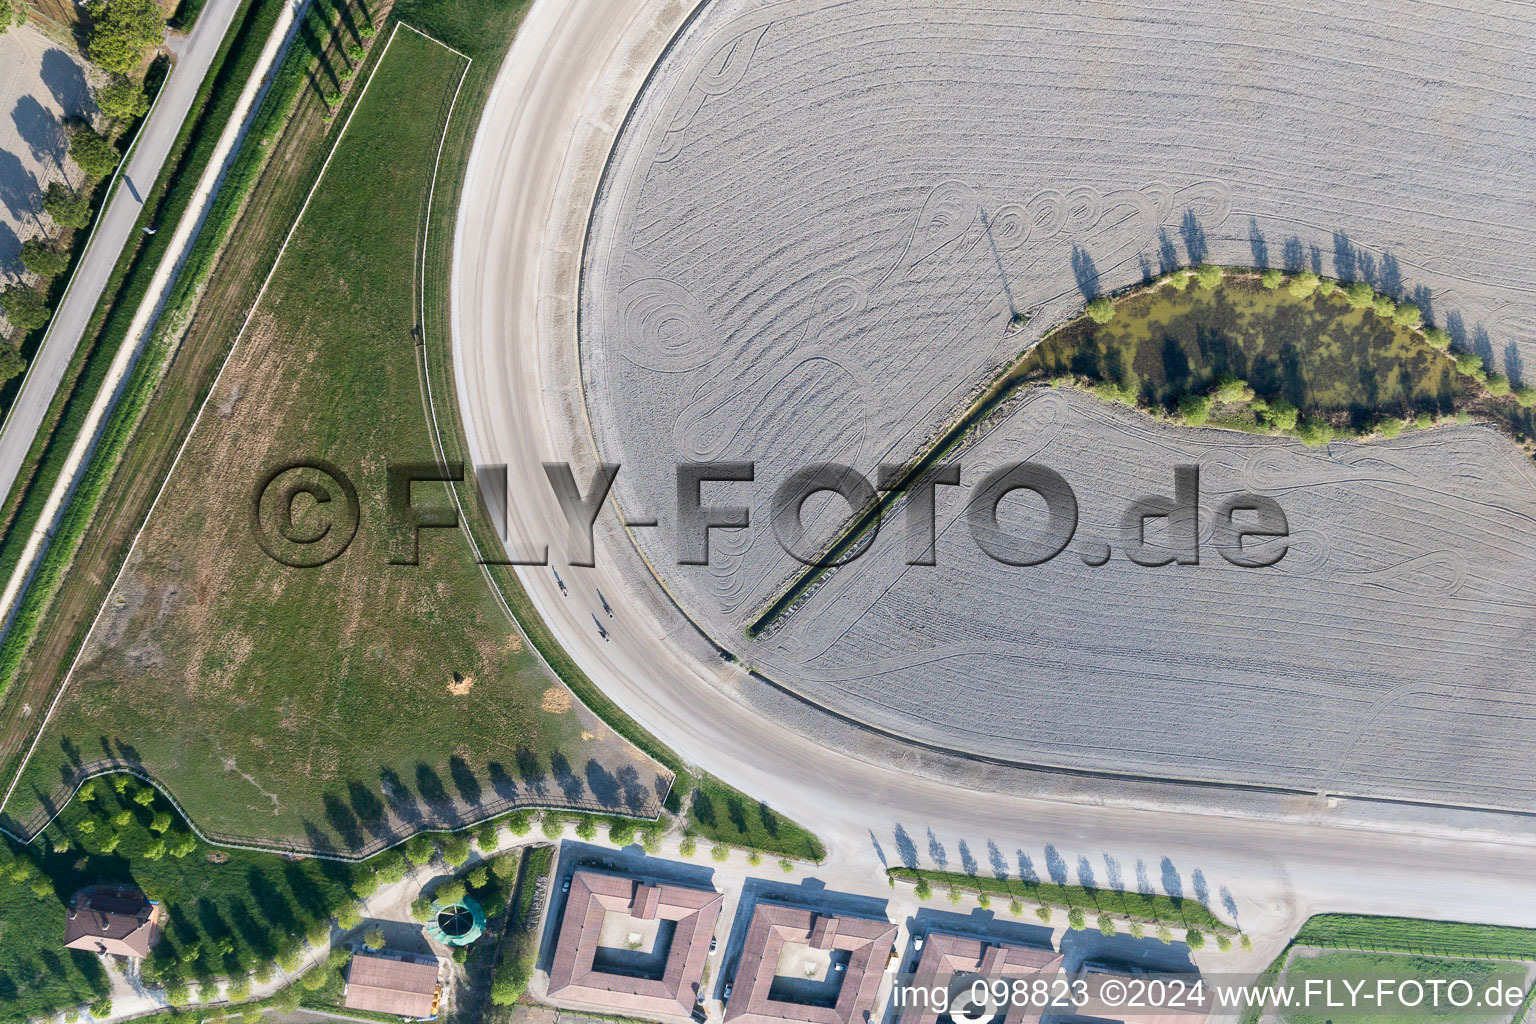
[0,0,244,505]
[451,0,1536,950]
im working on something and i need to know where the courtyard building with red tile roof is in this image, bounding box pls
[344,950,442,1018]
[547,869,724,1018]
[724,903,897,1024]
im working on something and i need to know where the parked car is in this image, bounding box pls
[722,982,733,1003]
[562,876,571,894]
[709,937,718,953]
[691,1006,707,1023]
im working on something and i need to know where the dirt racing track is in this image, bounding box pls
[576,0,1536,813]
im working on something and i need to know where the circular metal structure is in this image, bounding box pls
[426,894,485,946]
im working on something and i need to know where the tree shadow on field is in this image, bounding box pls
[548,752,584,804]
[449,755,482,809]
[322,792,362,849]
[1160,857,1184,900]
[1157,229,1179,274]
[1247,218,1268,269]
[379,767,422,825]
[1505,344,1524,386]
[1179,209,1207,264]
[892,824,918,869]
[1016,849,1038,883]
[1075,855,1096,889]
[583,760,619,808]
[0,221,20,276]
[515,747,547,796]
[0,149,41,226]
[927,828,948,870]
[1071,245,1101,299]
[248,867,298,934]
[1044,845,1068,886]
[12,96,65,173]
[486,762,518,801]
[40,49,92,119]
[958,840,978,876]
[987,840,1007,880]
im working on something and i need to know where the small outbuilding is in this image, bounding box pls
[344,949,442,1018]
[63,886,162,958]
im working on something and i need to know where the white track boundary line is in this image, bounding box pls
[0,22,426,833]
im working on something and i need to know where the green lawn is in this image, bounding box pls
[4,26,665,854]
[1278,949,1529,1024]
[685,775,826,861]
[888,867,1228,931]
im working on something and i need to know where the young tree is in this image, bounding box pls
[1177,393,1212,426]
[440,833,471,867]
[1034,905,1052,923]
[1260,268,1283,289]
[780,858,795,874]
[1486,373,1512,397]
[1455,352,1485,377]
[95,76,150,122]
[1393,302,1422,329]
[1344,280,1375,309]
[403,834,435,866]
[1287,271,1319,298]
[1515,385,1536,408]
[1371,294,1396,318]
[86,0,166,74]
[678,835,697,857]
[539,815,563,839]
[607,817,636,846]
[70,126,119,180]
[19,239,69,278]
[1066,907,1086,930]
[1085,296,1115,324]
[1263,398,1299,432]
[1128,921,1146,939]
[467,866,489,890]
[168,831,197,857]
[133,786,157,807]
[435,880,467,905]
[747,849,763,867]
[1185,928,1206,949]
[150,811,173,833]
[913,877,932,900]
[1194,264,1223,289]
[1155,925,1174,945]
[573,817,597,841]
[1097,915,1116,937]
[363,927,386,951]
[710,842,730,862]
[1,286,50,333]
[335,903,362,930]
[475,822,499,851]
[503,810,533,836]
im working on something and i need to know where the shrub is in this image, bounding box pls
[1287,271,1319,298]
[1377,418,1403,439]
[168,831,197,857]
[410,896,432,922]
[1166,270,1191,291]
[441,834,471,867]
[1456,410,1473,424]
[1067,907,1086,930]
[1344,281,1375,309]
[1372,294,1396,318]
[780,858,794,873]
[89,996,112,1019]
[347,43,365,61]
[1296,418,1335,447]
[1213,375,1254,404]
[1177,393,1212,426]
[1194,264,1223,289]
[1486,373,1511,397]
[1,285,50,333]
[679,835,697,857]
[436,881,467,905]
[710,843,730,862]
[1423,326,1452,349]
[323,90,343,108]
[1034,905,1052,923]
[747,849,763,867]
[607,818,637,846]
[359,22,376,37]
[133,787,156,807]
[69,126,119,181]
[913,877,932,900]
[1317,278,1338,296]
[1086,296,1115,324]
[44,182,92,229]
[352,870,380,899]
[1185,928,1206,949]
[226,975,251,1001]
[1455,352,1485,377]
[150,811,172,832]
[19,239,69,278]
[338,67,354,82]
[85,0,164,73]
[1393,302,1422,329]
[375,851,408,883]
[1413,412,1434,429]
[1260,268,1283,289]
[1263,398,1299,432]
[1515,385,1536,408]
[142,838,166,860]
[96,75,150,121]
[1097,915,1116,937]
[403,835,435,865]
[574,817,597,841]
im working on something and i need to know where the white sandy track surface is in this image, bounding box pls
[0,0,245,513]
[452,0,1536,942]
[577,0,1536,810]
